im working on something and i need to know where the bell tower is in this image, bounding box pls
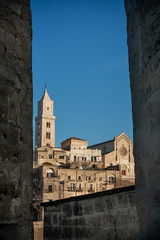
[35,85,56,148]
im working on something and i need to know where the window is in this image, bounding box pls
[46,143,50,146]
[89,184,93,190]
[46,169,54,177]
[48,185,52,192]
[49,154,52,159]
[78,176,81,180]
[46,132,50,139]
[59,156,64,159]
[37,133,40,140]
[122,170,126,175]
[68,176,71,180]
[91,156,97,162]
[74,156,76,161]
[47,173,53,177]
[47,107,49,110]
[86,176,91,181]
[38,123,40,128]
[70,183,75,190]
[99,177,102,181]
[79,184,81,190]
[46,122,50,128]
[82,157,86,161]
[109,176,116,184]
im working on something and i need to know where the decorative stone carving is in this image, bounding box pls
[119,146,127,157]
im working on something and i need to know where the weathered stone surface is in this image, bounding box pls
[0,0,33,239]
[125,0,160,239]
[42,186,139,240]
[33,222,43,240]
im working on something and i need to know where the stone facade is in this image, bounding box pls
[125,0,160,238]
[33,89,135,222]
[42,186,139,240]
[0,0,33,239]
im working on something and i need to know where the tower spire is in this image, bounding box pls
[45,82,47,90]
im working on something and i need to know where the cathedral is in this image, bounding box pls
[33,87,135,220]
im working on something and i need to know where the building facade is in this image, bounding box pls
[33,88,135,221]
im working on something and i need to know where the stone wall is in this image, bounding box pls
[0,0,33,239]
[33,221,43,240]
[125,0,160,239]
[42,186,139,240]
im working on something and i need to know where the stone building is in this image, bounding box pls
[33,87,135,221]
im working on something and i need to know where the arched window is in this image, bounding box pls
[46,132,49,139]
[46,169,55,177]
[46,122,50,128]
[108,175,116,184]
[121,164,127,175]
[46,132,50,139]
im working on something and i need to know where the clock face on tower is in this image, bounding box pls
[119,146,127,157]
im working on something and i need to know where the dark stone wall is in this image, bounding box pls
[0,0,33,239]
[125,0,160,239]
[43,186,139,240]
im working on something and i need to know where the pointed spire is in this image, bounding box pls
[41,82,51,100]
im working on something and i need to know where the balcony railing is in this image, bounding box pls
[67,187,83,192]
[88,189,95,193]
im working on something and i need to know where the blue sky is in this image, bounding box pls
[31,0,133,147]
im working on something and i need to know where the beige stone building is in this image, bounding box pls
[33,87,135,220]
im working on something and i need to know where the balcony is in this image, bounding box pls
[88,189,95,193]
[67,187,83,192]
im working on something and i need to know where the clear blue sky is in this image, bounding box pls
[31,0,133,148]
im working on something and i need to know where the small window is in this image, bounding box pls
[38,123,40,128]
[109,176,116,183]
[48,185,52,192]
[47,107,49,110]
[37,133,40,140]
[99,177,102,181]
[79,184,81,190]
[59,156,64,159]
[46,132,50,139]
[82,157,86,161]
[68,176,71,180]
[122,170,126,175]
[49,154,52,159]
[46,122,50,128]
[91,156,97,162]
[74,156,76,161]
[47,172,53,177]
[86,176,91,181]
[78,176,81,180]
[70,183,75,190]
[89,184,93,190]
